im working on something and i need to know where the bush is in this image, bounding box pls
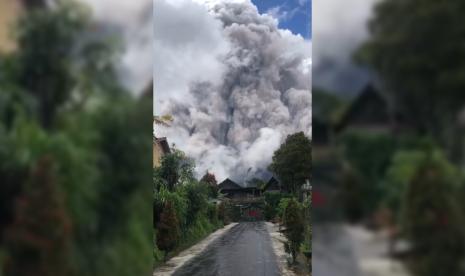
[183,182,208,227]
[4,157,72,276]
[283,198,304,263]
[338,130,396,217]
[156,202,180,260]
[207,203,218,224]
[263,192,291,221]
[277,198,291,221]
[217,201,230,225]
[403,154,465,276]
[153,186,187,229]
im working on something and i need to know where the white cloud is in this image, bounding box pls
[266,5,299,22]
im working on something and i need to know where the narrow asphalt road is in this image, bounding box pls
[173,222,281,276]
[313,224,362,276]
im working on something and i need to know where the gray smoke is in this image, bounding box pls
[78,0,153,93]
[155,0,311,183]
[313,0,378,95]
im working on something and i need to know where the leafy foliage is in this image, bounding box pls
[263,192,292,221]
[200,171,218,198]
[156,202,180,259]
[0,1,153,275]
[269,132,311,196]
[357,0,465,160]
[283,198,304,263]
[403,155,465,276]
[4,157,72,276]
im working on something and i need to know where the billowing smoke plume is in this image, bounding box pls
[313,0,379,95]
[155,0,311,183]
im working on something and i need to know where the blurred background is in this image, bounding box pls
[0,0,152,276]
[313,0,465,276]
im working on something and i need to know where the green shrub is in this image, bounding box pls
[217,201,230,224]
[277,198,291,220]
[283,198,304,263]
[153,231,164,266]
[207,203,218,224]
[4,157,72,276]
[403,155,465,276]
[183,182,208,227]
[153,186,187,229]
[156,202,180,261]
[263,192,291,221]
[338,130,396,216]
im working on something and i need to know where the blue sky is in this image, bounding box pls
[252,0,311,39]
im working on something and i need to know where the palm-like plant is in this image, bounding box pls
[153,115,173,127]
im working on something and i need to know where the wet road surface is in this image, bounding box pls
[313,224,362,276]
[173,222,281,276]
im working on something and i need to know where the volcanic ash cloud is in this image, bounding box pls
[156,0,311,182]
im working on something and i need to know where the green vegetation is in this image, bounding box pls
[269,132,312,196]
[265,132,311,271]
[0,1,152,275]
[153,150,224,267]
[357,0,465,162]
[403,154,465,276]
[331,0,465,274]
[283,198,305,263]
[263,192,291,221]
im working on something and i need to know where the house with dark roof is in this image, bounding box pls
[334,84,414,135]
[262,177,282,193]
[218,178,260,199]
[335,84,392,134]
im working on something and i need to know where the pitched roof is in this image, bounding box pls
[264,177,281,191]
[335,84,391,132]
[218,178,242,190]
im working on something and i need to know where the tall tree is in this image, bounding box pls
[269,132,312,196]
[357,0,465,160]
[200,171,218,198]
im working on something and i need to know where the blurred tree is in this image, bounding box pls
[12,1,89,128]
[269,132,312,197]
[403,154,465,276]
[340,164,365,222]
[4,156,72,276]
[357,0,465,161]
[0,1,153,275]
[339,131,396,216]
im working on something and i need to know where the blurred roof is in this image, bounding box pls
[218,178,243,190]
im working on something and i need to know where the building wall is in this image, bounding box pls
[153,140,164,167]
[0,0,22,53]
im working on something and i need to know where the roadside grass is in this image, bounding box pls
[154,215,223,267]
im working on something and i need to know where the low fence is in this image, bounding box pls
[223,198,265,222]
